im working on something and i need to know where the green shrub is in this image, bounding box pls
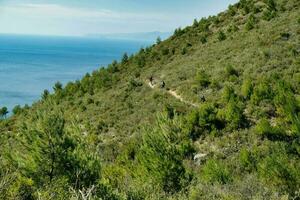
[181,47,187,55]
[162,48,169,55]
[273,81,300,136]
[217,31,226,41]
[138,114,193,193]
[258,145,300,193]
[187,103,223,140]
[245,14,257,31]
[201,159,231,184]
[228,4,237,16]
[222,85,236,103]
[251,81,273,104]
[225,65,239,77]
[17,104,101,189]
[241,78,253,99]
[12,105,22,115]
[200,35,207,44]
[264,0,277,11]
[218,98,246,129]
[255,118,285,140]
[87,98,94,104]
[263,9,276,21]
[227,24,239,33]
[195,70,210,88]
[174,28,184,37]
[239,148,257,171]
[136,55,146,68]
[198,18,210,32]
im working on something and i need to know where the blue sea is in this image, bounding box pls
[0,34,151,111]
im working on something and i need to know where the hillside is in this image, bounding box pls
[0,0,300,199]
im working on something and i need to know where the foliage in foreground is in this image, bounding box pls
[0,0,300,199]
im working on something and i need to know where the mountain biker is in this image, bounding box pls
[160,81,165,88]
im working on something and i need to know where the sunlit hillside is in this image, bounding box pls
[0,0,300,199]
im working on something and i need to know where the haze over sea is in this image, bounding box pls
[0,34,151,111]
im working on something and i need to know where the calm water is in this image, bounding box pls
[0,34,151,111]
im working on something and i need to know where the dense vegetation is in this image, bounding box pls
[0,0,300,199]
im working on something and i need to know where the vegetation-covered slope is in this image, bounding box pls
[0,0,300,199]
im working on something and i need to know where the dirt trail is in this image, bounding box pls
[147,81,198,107]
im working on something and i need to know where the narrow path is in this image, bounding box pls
[147,81,198,108]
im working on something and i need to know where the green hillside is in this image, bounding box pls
[1,0,300,199]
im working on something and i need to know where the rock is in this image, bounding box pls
[193,153,208,165]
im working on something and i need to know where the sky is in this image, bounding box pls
[0,0,238,36]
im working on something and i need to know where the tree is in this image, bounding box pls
[138,113,194,193]
[17,103,101,190]
[53,82,63,92]
[0,107,8,119]
[193,19,198,27]
[156,36,162,45]
[42,89,50,100]
[12,105,22,115]
[122,53,129,64]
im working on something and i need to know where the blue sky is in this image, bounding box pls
[0,0,238,36]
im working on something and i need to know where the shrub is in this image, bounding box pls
[273,81,300,136]
[16,105,102,191]
[174,28,184,37]
[217,31,226,41]
[162,48,169,55]
[263,9,276,21]
[195,70,210,88]
[198,18,210,32]
[241,78,253,100]
[138,114,193,193]
[222,85,236,103]
[218,98,246,129]
[239,148,257,171]
[251,81,273,104]
[181,47,187,55]
[225,65,239,77]
[87,98,94,104]
[200,35,207,44]
[187,103,223,140]
[258,145,300,193]
[264,0,277,11]
[255,118,284,140]
[228,5,237,16]
[245,14,257,31]
[227,24,239,33]
[12,105,22,115]
[136,56,146,68]
[201,159,231,184]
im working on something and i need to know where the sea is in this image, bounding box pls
[0,34,152,111]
